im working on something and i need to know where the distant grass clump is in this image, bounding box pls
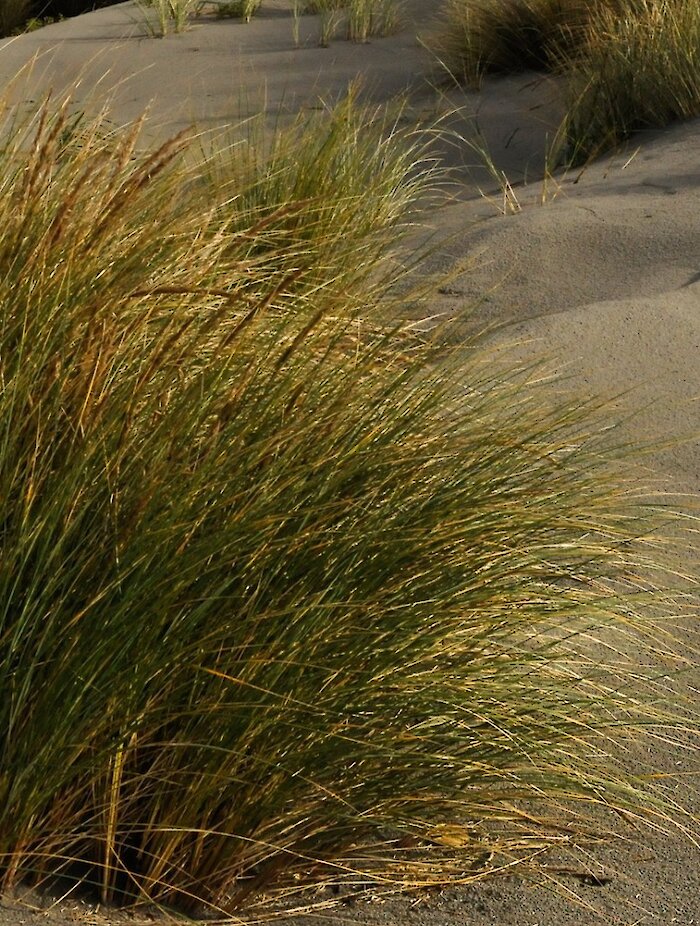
[0,92,693,914]
[210,0,262,20]
[564,0,700,163]
[431,0,700,163]
[138,0,200,34]
[138,0,261,35]
[303,0,401,42]
[0,0,33,35]
[199,90,433,308]
[429,0,612,86]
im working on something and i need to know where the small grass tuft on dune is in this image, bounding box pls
[197,87,436,311]
[0,90,695,914]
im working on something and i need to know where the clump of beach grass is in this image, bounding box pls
[304,0,401,41]
[210,0,263,19]
[0,91,695,915]
[427,0,607,87]
[428,0,700,163]
[198,87,436,311]
[0,0,32,36]
[137,0,200,35]
[562,0,700,164]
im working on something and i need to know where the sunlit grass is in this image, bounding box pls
[0,91,695,915]
[427,0,604,87]
[136,0,200,35]
[197,87,437,311]
[210,0,263,20]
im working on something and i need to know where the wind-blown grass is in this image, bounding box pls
[0,93,694,914]
[198,89,436,310]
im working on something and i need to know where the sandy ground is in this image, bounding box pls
[0,1,699,923]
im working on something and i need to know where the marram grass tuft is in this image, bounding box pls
[426,0,606,87]
[428,0,700,164]
[562,0,700,164]
[0,94,695,914]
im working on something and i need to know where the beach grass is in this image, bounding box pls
[429,0,700,163]
[304,0,401,41]
[0,0,33,36]
[137,0,200,35]
[211,0,263,20]
[134,0,399,38]
[197,87,436,310]
[427,0,605,87]
[563,0,700,164]
[0,91,694,914]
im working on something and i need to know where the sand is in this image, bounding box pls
[0,1,698,923]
